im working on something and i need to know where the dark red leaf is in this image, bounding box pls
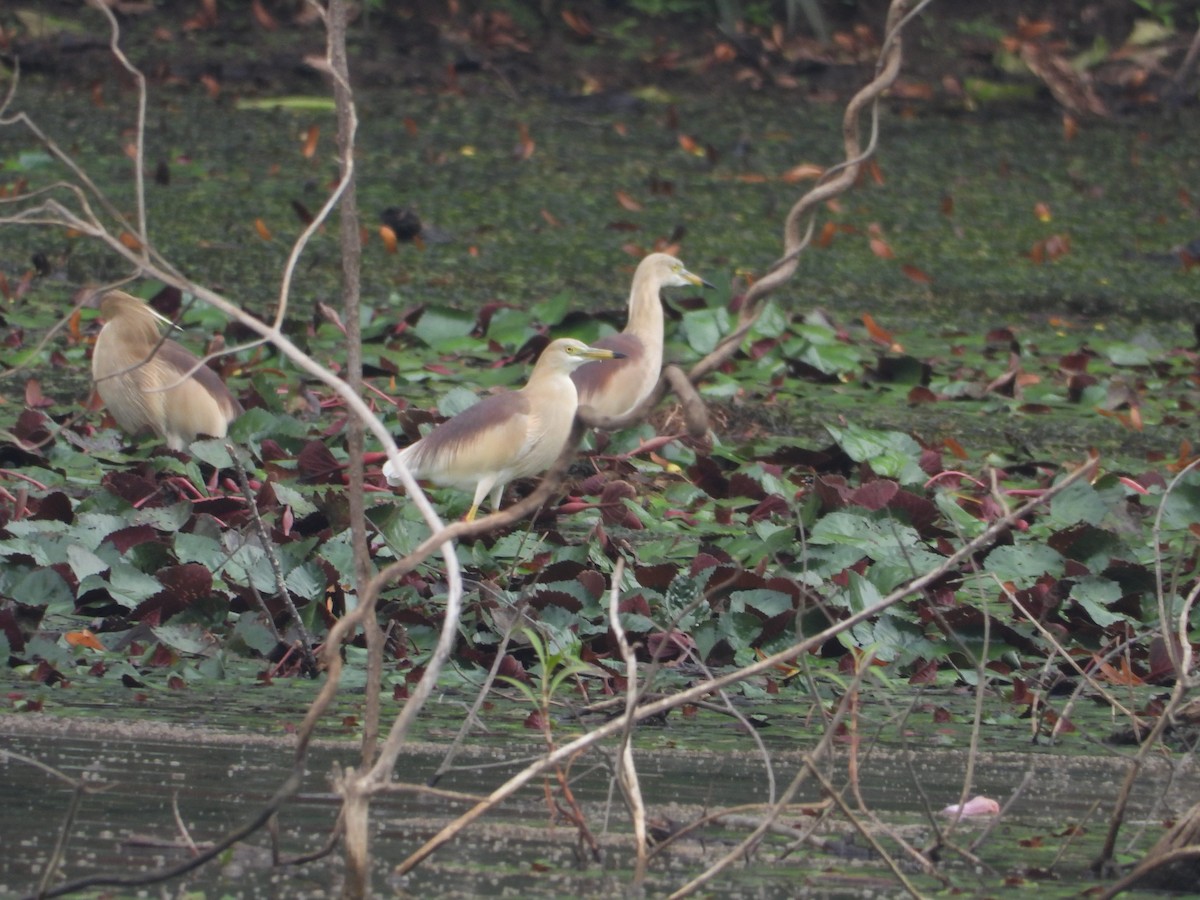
[297,440,345,484]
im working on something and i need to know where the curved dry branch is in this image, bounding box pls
[690,0,926,384]
[573,0,929,439]
[1,9,462,895]
[392,456,1098,875]
[23,768,305,900]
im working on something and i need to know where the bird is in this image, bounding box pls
[91,290,243,451]
[383,338,622,521]
[571,252,712,422]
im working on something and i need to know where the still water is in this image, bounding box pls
[2,709,1193,898]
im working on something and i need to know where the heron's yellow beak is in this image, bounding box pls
[580,347,623,361]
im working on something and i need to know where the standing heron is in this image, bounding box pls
[91,290,242,450]
[571,253,712,422]
[383,338,622,521]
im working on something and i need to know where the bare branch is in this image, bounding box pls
[393,455,1098,874]
[608,557,649,882]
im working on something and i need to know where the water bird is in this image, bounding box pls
[571,252,712,422]
[383,338,622,521]
[91,290,242,450]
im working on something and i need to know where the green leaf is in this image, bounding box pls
[729,589,793,618]
[103,564,164,608]
[411,306,475,349]
[229,406,309,446]
[1069,576,1125,627]
[189,439,234,468]
[934,491,987,537]
[12,568,73,613]
[717,611,761,650]
[437,385,481,418]
[532,290,574,327]
[5,150,54,171]
[231,614,279,655]
[175,532,229,571]
[749,301,789,340]
[24,634,76,670]
[617,612,657,633]
[131,503,193,533]
[270,482,318,518]
[285,562,327,602]
[1048,478,1110,529]
[227,545,278,593]
[151,623,214,656]
[74,513,134,549]
[1101,341,1154,367]
[1153,478,1200,534]
[846,571,883,616]
[680,307,729,355]
[983,544,1065,586]
[825,423,925,485]
[484,307,536,347]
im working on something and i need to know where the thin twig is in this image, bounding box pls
[390,456,1098,875]
[608,557,649,883]
[229,444,315,663]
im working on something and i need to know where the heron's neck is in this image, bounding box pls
[525,364,578,398]
[115,313,163,350]
[625,283,663,343]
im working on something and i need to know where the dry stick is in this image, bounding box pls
[1168,21,1200,100]
[0,103,170,281]
[941,598,991,842]
[690,0,928,385]
[36,781,88,899]
[4,8,459,896]
[649,801,832,861]
[804,762,924,900]
[170,792,200,856]
[968,767,1036,856]
[667,659,896,900]
[1045,797,1101,873]
[313,430,594,799]
[0,93,441,549]
[1100,845,1200,899]
[228,444,315,663]
[429,595,529,786]
[1052,626,1162,747]
[627,557,779,806]
[89,0,148,251]
[391,458,1097,877]
[324,0,379,769]
[1092,676,1189,876]
[1005,585,1140,721]
[1155,459,1200,680]
[662,364,709,436]
[1093,460,1200,873]
[23,768,307,900]
[839,670,939,879]
[574,0,916,438]
[10,0,463,754]
[607,557,649,884]
[2,11,428,900]
[0,751,106,897]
